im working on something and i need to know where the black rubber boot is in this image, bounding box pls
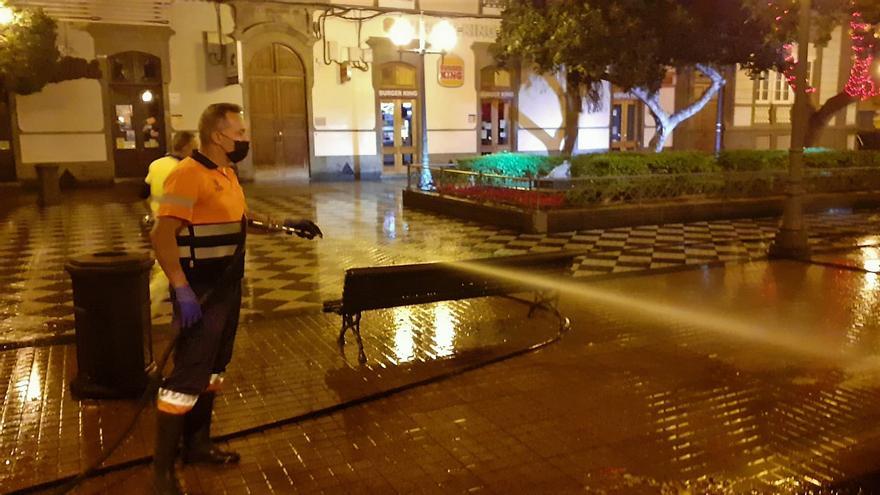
[182,392,240,465]
[153,411,185,495]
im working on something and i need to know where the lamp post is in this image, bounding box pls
[390,15,457,190]
[770,0,812,259]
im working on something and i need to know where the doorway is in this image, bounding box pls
[248,43,309,179]
[479,98,512,155]
[610,100,642,151]
[0,96,15,182]
[108,52,165,178]
[379,98,418,172]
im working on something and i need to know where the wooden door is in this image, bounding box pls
[0,96,15,182]
[479,98,512,155]
[379,98,418,172]
[248,43,309,173]
[689,76,719,151]
[108,52,165,178]
[610,101,641,151]
[111,84,165,177]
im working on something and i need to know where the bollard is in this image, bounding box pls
[35,163,61,206]
[65,251,155,399]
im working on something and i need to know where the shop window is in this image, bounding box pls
[479,66,514,153]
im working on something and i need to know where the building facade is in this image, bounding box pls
[674,26,877,152]
[2,0,872,185]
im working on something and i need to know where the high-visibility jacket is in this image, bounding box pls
[156,150,247,282]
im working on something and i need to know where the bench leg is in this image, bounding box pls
[529,290,560,318]
[351,313,366,364]
[338,312,366,364]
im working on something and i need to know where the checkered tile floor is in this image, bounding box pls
[2,180,879,346]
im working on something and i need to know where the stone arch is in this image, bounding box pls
[236,21,316,179]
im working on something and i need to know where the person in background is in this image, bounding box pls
[140,131,197,229]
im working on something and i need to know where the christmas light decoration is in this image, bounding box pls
[766,1,879,100]
[843,11,879,99]
[782,43,817,93]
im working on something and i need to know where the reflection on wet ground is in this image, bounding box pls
[2,181,880,346]
[7,257,880,493]
[0,297,560,493]
[7,183,880,492]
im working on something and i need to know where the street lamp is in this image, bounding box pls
[0,5,14,26]
[390,15,458,190]
[770,0,812,259]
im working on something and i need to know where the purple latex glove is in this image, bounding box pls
[174,285,202,328]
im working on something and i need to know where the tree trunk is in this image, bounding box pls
[562,71,582,156]
[632,64,725,152]
[803,91,857,148]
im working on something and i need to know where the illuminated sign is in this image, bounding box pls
[438,54,464,88]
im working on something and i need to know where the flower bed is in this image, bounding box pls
[437,185,566,209]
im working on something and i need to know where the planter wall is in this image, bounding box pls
[403,190,880,233]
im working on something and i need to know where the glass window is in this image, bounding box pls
[480,101,492,145]
[400,101,414,146]
[756,72,770,102]
[380,63,417,89]
[610,105,622,142]
[498,102,508,145]
[626,104,636,142]
[480,66,511,90]
[142,56,160,82]
[380,102,395,148]
[115,105,135,149]
[111,58,130,82]
[110,52,162,84]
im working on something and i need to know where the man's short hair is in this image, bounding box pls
[171,131,196,154]
[198,103,242,146]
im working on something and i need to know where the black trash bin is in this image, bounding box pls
[65,251,155,399]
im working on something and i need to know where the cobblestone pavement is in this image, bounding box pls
[1,296,562,493]
[12,258,880,494]
[6,181,880,493]
[1,180,879,346]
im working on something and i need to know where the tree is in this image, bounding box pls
[751,0,880,147]
[492,0,606,155]
[0,6,60,95]
[0,5,100,96]
[493,0,783,152]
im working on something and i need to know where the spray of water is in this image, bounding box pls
[442,258,880,371]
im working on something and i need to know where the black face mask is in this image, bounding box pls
[226,140,250,163]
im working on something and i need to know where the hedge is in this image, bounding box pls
[455,150,880,178]
[455,153,565,177]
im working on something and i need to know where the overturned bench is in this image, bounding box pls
[323,251,579,363]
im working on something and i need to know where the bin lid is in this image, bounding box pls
[65,251,154,273]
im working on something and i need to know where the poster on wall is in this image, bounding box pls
[438,54,464,88]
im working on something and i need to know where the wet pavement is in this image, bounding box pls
[5,181,880,493]
[1,180,879,347]
[12,256,880,494]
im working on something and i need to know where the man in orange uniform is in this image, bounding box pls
[150,103,321,494]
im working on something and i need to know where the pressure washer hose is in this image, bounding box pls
[36,223,570,495]
[35,297,568,495]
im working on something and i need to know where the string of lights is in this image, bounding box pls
[843,10,879,99]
